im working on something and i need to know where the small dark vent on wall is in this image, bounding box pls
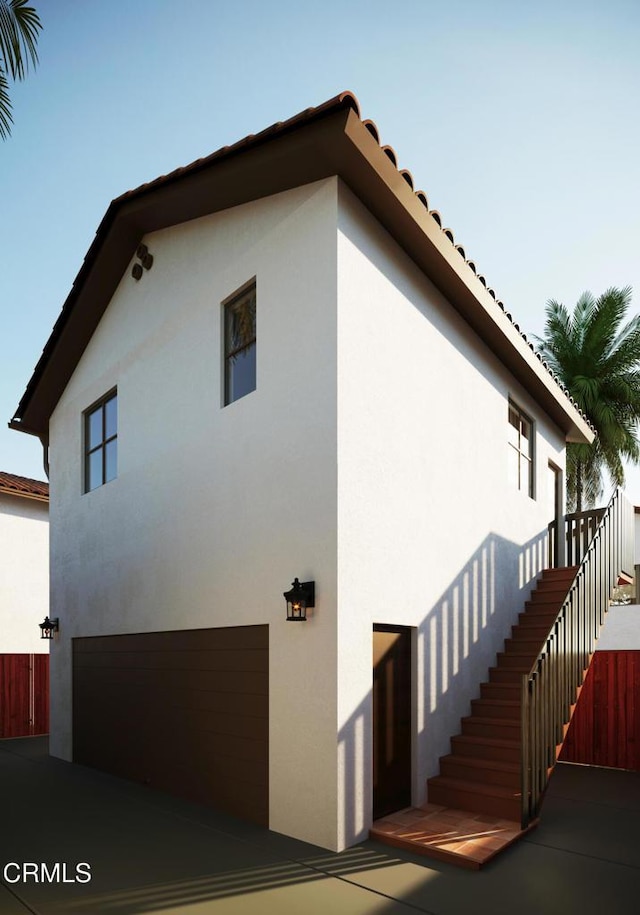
[132,244,154,281]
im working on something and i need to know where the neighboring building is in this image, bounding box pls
[0,472,49,737]
[10,92,593,852]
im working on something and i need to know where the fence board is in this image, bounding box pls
[560,651,640,770]
[0,654,49,738]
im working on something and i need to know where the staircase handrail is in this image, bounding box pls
[520,487,634,828]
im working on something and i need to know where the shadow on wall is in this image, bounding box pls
[338,527,550,847]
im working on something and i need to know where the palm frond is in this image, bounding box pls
[538,286,640,509]
[0,0,40,80]
[0,66,12,139]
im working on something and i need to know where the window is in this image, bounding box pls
[508,400,534,497]
[84,391,117,492]
[224,282,256,405]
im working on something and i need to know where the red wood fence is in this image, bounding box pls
[560,651,640,771]
[0,654,49,738]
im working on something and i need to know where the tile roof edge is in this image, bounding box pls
[11,89,593,439]
[0,471,49,502]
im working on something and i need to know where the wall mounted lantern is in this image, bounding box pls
[39,617,59,640]
[283,578,315,622]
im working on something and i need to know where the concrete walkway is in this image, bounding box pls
[1,737,639,914]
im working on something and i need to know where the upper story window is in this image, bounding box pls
[84,391,117,492]
[508,399,534,497]
[224,282,256,405]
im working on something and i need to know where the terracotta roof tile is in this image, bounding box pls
[0,471,49,502]
[113,90,361,206]
[11,89,593,438]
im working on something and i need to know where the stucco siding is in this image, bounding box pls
[49,178,340,850]
[0,493,49,654]
[47,173,571,853]
[336,182,565,844]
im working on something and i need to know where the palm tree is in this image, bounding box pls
[534,286,640,511]
[0,0,41,140]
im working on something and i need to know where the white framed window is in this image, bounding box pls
[223,281,256,405]
[84,391,117,492]
[508,399,534,497]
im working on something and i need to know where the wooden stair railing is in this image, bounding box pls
[425,489,633,828]
[426,566,578,821]
[521,488,633,827]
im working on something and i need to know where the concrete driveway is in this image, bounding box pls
[1,737,639,914]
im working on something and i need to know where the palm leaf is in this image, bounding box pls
[536,287,640,510]
[0,0,40,80]
[0,0,41,138]
[0,66,12,139]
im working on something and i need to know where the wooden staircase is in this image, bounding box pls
[371,566,580,867]
[426,565,577,821]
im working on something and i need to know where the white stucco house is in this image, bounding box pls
[11,92,596,853]
[0,471,49,737]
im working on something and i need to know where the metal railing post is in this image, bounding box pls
[520,489,633,826]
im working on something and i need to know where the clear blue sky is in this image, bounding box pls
[2,0,640,501]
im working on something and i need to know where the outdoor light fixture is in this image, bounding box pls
[283,578,315,622]
[39,617,59,640]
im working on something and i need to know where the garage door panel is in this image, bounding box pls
[73,625,269,827]
[76,731,267,784]
[74,626,269,655]
[74,648,268,674]
[73,675,269,721]
[74,664,267,696]
[158,763,269,825]
[77,703,269,742]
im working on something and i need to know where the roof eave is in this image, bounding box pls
[12,97,593,446]
[0,488,49,504]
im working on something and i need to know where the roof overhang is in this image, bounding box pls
[0,474,49,503]
[10,93,593,445]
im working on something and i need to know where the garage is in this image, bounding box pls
[72,624,268,826]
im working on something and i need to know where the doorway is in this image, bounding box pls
[547,461,563,567]
[372,625,412,820]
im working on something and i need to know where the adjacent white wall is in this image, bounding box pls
[596,606,640,650]
[0,492,49,654]
[335,182,566,846]
[49,178,340,850]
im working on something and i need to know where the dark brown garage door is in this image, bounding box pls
[73,625,268,826]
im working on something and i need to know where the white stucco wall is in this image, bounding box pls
[48,174,571,853]
[596,606,640,650]
[0,493,49,654]
[49,178,340,850]
[335,182,566,846]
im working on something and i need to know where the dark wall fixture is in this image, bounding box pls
[39,616,59,640]
[131,243,154,281]
[283,578,315,621]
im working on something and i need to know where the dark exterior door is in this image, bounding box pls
[373,625,412,819]
[73,624,269,826]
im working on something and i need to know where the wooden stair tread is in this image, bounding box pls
[462,714,518,724]
[472,698,520,707]
[440,754,520,774]
[428,775,521,799]
[452,734,520,750]
[420,562,585,860]
[480,684,520,697]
